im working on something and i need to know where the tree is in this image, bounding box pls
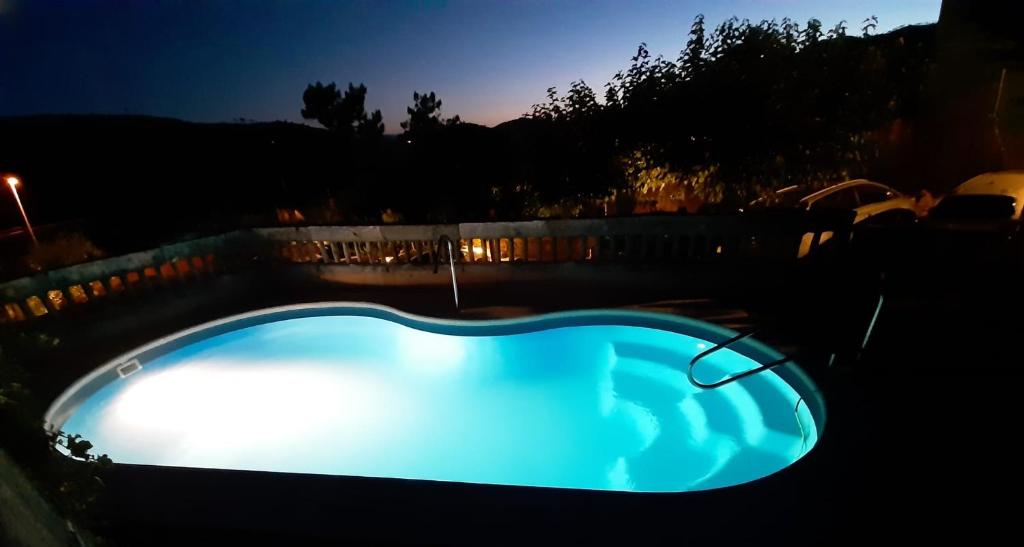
[300,82,342,129]
[400,91,460,137]
[289,13,936,219]
[529,83,602,121]
[679,14,708,78]
[565,81,599,119]
[522,13,932,206]
[358,109,385,140]
[529,87,564,120]
[300,81,384,139]
[525,83,625,208]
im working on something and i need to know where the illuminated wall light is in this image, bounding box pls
[3,302,27,322]
[468,238,485,261]
[515,238,527,261]
[89,280,107,298]
[159,263,176,279]
[67,285,89,305]
[174,260,190,276]
[25,296,48,317]
[497,238,508,262]
[46,290,68,311]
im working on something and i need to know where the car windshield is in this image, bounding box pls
[929,194,1017,221]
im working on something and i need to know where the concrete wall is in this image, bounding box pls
[1,215,841,326]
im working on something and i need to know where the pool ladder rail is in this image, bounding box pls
[686,330,794,389]
[688,331,814,455]
[688,281,885,389]
[433,235,460,310]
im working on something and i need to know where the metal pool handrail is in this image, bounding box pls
[433,235,460,310]
[687,329,794,389]
[794,396,810,455]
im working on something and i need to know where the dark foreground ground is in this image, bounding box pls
[5,256,1022,545]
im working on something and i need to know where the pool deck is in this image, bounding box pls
[6,267,1020,544]
[16,272,774,402]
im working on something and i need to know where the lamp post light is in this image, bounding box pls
[5,176,38,245]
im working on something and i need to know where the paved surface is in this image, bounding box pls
[0,450,75,547]
[11,271,788,403]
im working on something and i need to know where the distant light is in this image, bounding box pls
[4,175,37,244]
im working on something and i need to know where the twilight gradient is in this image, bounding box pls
[0,0,940,131]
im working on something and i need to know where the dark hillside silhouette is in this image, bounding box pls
[0,115,343,252]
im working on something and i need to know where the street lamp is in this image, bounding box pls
[5,175,38,245]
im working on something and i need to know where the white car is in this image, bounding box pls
[928,171,1024,222]
[920,171,1024,264]
[751,179,917,221]
[749,179,918,256]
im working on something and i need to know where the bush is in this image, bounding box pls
[25,232,105,272]
[0,334,112,534]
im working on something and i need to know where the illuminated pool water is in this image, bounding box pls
[47,304,823,493]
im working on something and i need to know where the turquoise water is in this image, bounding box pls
[60,313,819,492]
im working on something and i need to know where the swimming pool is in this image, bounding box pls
[46,303,824,493]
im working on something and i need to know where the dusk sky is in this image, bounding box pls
[1,0,941,132]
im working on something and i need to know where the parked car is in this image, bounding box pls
[928,171,1024,223]
[748,179,918,256]
[910,171,1024,269]
[748,179,918,224]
